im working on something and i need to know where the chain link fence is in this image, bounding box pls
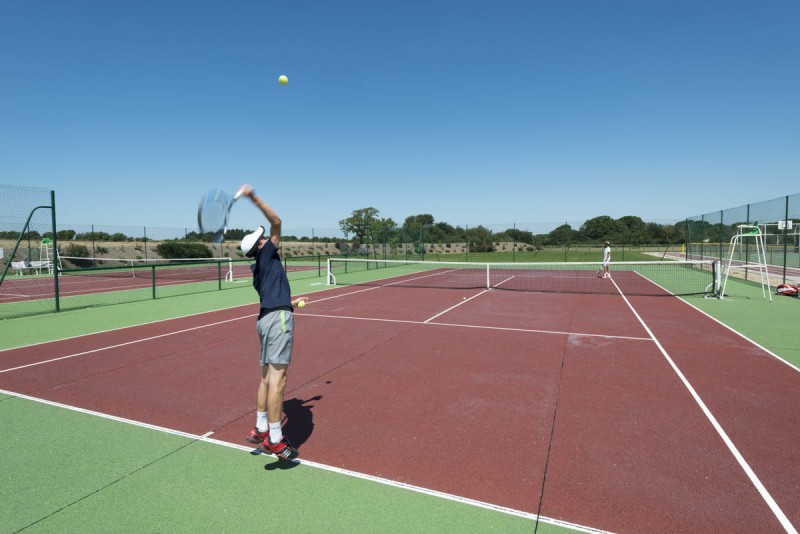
[0,184,59,318]
[685,193,799,286]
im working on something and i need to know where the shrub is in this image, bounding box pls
[155,241,213,259]
[63,243,94,268]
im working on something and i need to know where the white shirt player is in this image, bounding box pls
[602,242,611,278]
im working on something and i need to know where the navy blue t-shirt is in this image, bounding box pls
[250,239,292,313]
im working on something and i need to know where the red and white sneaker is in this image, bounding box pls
[260,435,299,460]
[245,427,269,445]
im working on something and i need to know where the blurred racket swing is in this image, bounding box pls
[197,188,244,243]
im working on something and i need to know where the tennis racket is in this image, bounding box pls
[596,265,604,278]
[197,187,245,243]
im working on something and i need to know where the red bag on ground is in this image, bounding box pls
[776,283,799,297]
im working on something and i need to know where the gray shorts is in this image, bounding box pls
[256,309,294,366]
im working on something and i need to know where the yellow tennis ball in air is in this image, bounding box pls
[297,300,305,308]
[278,75,288,85]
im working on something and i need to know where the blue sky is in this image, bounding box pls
[1,1,798,237]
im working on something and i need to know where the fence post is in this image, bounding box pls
[465,225,469,261]
[783,195,789,284]
[512,223,516,262]
[51,190,60,312]
[685,218,689,258]
[745,205,750,280]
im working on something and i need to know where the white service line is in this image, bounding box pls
[608,276,797,534]
[424,290,488,323]
[493,275,516,288]
[301,312,651,341]
[306,267,464,306]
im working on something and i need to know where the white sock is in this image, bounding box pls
[269,421,283,443]
[256,412,268,433]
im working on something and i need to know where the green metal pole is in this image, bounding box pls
[685,218,689,259]
[513,223,516,262]
[51,191,60,312]
[465,225,469,262]
[783,196,789,284]
[745,205,750,281]
[700,215,705,261]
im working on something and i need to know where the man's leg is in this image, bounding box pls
[245,366,270,444]
[258,365,270,412]
[265,363,288,425]
[263,363,299,460]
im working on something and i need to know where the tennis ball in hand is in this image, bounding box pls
[297,300,306,308]
[278,75,288,85]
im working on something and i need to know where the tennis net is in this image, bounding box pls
[327,258,720,297]
[58,256,234,282]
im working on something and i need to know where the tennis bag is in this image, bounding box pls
[776,283,799,297]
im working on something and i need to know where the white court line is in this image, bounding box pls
[675,299,800,374]
[627,270,799,375]
[0,302,257,353]
[493,275,515,288]
[302,312,652,342]
[608,277,798,534]
[0,314,252,374]
[424,290,488,323]
[0,293,31,299]
[0,388,610,534]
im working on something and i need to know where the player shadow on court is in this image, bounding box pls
[264,395,323,471]
[283,395,322,447]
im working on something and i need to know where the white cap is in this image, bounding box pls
[241,226,265,258]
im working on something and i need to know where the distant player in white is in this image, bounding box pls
[602,241,611,278]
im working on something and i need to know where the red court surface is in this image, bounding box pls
[1,283,799,532]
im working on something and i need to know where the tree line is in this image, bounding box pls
[4,211,785,249]
[337,209,695,251]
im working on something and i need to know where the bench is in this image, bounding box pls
[11,260,51,276]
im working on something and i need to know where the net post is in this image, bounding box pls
[225,258,233,282]
[218,261,222,290]
[151,265,156,299]
[486,263,490,289]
